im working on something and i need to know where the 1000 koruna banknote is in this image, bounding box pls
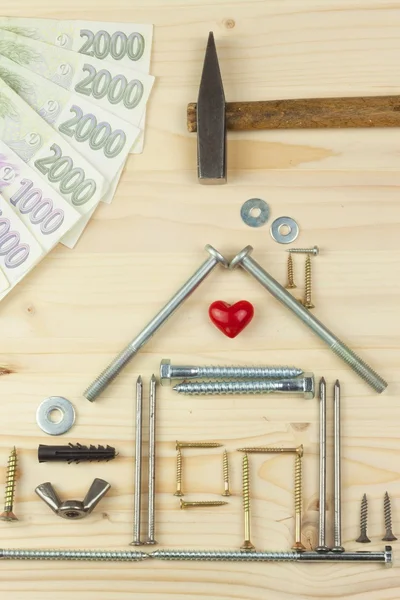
[0,53,140,203]
[0,17,153,73]
[0,78,107,216]
[0,29,154,128]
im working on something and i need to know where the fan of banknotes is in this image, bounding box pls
[0,17,154,300]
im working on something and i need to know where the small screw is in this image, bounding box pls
[180,500,228,509]
[173,449,184,497]
[356,493,371,543]
[302,254,315,309]
[176,441,222,450]
[285,253,297,289]
[383,491,397,542]
[222,450,231,496]
[288,246,319,256]
[0,447,18,522]
[292,450,306,552]
[237,445,303,455]
[241,454,255,551]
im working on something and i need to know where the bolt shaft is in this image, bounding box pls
[173,376,315,399]
[83,245,228,401]
[131,376,143,546]
[356,493,371,543]
[302,254,315,309]
[241,454,255,550]
[383,491,397,541]
[146,375,157,545]
[288,246,319,256]
[316,378,329,552]
[292,452,305,551]
[332,380,345,552]
[222,450,231,496]
[229,246,387,394]
[285,253,297,289]
[173,449,183,497]
[180,500,228,509]
[0,447,18,522]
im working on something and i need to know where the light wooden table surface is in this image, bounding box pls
[1,1,400,598]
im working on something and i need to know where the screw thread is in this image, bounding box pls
[242,454,250,513]
[181,500,228,508]
[305,255,312,300]
[237,446,300,454]
[294,453,302,515]
[196,366,303,378]
[176,442,222,448]
[176,448,182,485]
[152,549,300,561]
[174,379,302,395]
[384,492,393,532]
[0,549,147,561]
[84,344,136,401]
[3,447,17,512]
[286,253,296,289]
[360,493,368,533]
[330,341,387,394]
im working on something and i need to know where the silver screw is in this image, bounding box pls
[131,376,143,546]
[0,549,149,561]
[316,377,329,552]
[160,358,303,385]
[332,380,344,553]
[383,491,397,542]
[288,246,319,256]
[229,246,387,394]
[172,375,315,399]
[84,245,229,401]
[146,375,157,545]
[151,548,392,564]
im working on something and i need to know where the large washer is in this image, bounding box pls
[270,216,299,244]
[240,198,270,228]
[36,396,76,436]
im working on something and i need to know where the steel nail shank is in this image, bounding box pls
[229,246,387,394]
[316,377,329,552]
[131,376,143,546]
[84,245,228,401]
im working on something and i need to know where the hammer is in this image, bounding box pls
[190,32,400,184]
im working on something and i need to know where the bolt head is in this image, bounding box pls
[303,373,315,400]
[229,246,253,270]
[312,246,320,256]
[240,540,255,551]
[160,359,172,386]
[0,510,18,522]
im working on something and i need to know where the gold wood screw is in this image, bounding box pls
[0,447,18,522]
[180,500,228,509]
[222,450,231,496]
[173,448,184,497]
[292,446,305,551]
[302,255,315,309]
[237,446,303,455]
[176,441,222,449]
[241,454,255,551]
[285,253,297,289]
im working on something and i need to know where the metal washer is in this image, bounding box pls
[240,198,270,228]
[36,396,75,436]
[270,216,299,244]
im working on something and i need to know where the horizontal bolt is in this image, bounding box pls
[176,441,222,450]
[237,445,303,456]
[287,246,319,256]
[180,500,228,509]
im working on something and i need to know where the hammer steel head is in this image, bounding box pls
[197,32,226,184]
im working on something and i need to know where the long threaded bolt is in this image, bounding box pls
[173,449,183,497]
[0,549,149,561]
[241,454,255,551]
[383,491,397,542]
[229,246,387,394]
[180,500,228,509]
[160,358,303,385]
[173,375,315,399]
[292,447,306,552]
[332,380,345,553]
[288,246,319,256]
[0,447,18,522]
[176,441,222,450]
[83,245,229,401]
[356,493,371,543]
[316,378,329,552]
[236,446,303,455]
[222,450,231,496]
[285,253,297,289]
[302,255,315,309]
[151,548,392,564]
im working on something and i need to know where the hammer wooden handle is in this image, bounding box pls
[187,96,400,132]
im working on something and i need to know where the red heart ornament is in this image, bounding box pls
[208,300,254,339]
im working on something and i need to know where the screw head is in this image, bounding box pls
[285,283,297,289]
[160,359,172,386]
[174,491,184,497]
[222,491,231,496]
[292,541,306,552]
[315,546,330,553]
[240,540,255,551]
[382,532,398,542]
[331,545,345,553]
[0,510,18,522]
[356,533,371,543]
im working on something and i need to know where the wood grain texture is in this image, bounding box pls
[1,1,400,599]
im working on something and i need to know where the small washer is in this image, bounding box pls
[270,216,299,244]
[240,198,270,228]
[36,396,76,436]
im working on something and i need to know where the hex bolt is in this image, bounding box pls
[240,454,255,551]
[160,358,303,384]
[180,500,228,509]
[292,446,306,552]
[356,493,371,543]
[222,450,231,496]
[316,377,329,552]
[84,245,229,401]
[173,375,315,399]
[173,449,184,497]
[332,380,345,553]
[285,253,297,289]
[229,246,387,394]
[288,246,319,256]
[383,491,397,542]
[0,447,18,522]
